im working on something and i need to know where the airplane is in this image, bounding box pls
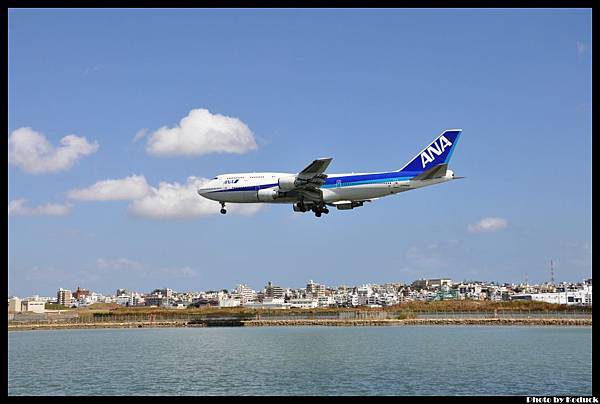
[197,129,463,217]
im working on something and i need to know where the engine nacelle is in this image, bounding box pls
[257,188,279,201]
[278,176,297,191]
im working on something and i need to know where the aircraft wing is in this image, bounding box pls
[287,157,333,202]
[293,158,332,188]
[296,157,332,183]
[412,163,448,181]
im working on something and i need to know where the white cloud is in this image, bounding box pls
[9,199,72,216]
[405,243,448,269]
[468,217,508,233]
[67,175,153,201]
[96,258,143,270]
[67,173,262,219]
[132,128,148,143]
[128,176,262,219]
[145,108,257,157]
[83,64,104,75]
[9,127,99,174]
[161,266,198,278]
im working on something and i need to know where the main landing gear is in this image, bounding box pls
[313,206,329,217]
[220,202,227,215]
[295,202,329,217]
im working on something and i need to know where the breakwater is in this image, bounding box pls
[242,318,592,326]
[8,317,591,331]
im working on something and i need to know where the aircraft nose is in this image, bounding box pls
[198,183,215,196]
[198,179,219,198]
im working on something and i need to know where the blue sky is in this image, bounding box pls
[8,9,591,297]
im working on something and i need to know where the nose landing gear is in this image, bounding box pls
[220,202,227,215]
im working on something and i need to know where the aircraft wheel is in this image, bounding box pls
[323,208,329,214]
[220,209,227,214]
[315,212,322,217]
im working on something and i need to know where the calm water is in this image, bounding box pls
[8,326,592,396]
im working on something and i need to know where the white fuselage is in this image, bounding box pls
[198,170,455,205]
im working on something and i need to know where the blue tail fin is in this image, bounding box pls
[398,129,462,173]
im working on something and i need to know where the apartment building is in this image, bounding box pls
[57,288,72,307]
[306,280,326,298]
[265,281,285,299]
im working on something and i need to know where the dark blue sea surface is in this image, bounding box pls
[8,326,592,396]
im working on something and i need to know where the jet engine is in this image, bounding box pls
[257,188,279,201]
[278,176,298,191]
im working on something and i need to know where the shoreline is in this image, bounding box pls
[8,317,592,331]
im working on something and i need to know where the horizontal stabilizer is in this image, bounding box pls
[412,163,448,181]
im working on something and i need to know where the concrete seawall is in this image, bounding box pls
[8,321,190,331]
[241,318,592,327]
[8,317,591,331]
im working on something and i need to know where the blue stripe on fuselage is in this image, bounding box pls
[323,171,419,187]
[205,183,279,194]
[204,171,422,193]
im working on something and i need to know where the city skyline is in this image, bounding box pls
[10,274,592,300]
[9,276,593,313]
[8,9,592,297]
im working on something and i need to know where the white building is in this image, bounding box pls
[347,294,359,307]
[116,295,133,306]
[236,284,257,304]
[57,288,72,307]
[21,300,46,313]
[306,280,326,298]
[264,281,285,299]
[455,283,485,300]
[244,298,290,309]
[512,286,592,306]
[333,293,348,306]
[317,296,335,308]
[577,282,592,306]
[357,285,373,306]
[377,293,398,307]
[219,296,241,308]
[288,298,318,309]
[8,297,22,313]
